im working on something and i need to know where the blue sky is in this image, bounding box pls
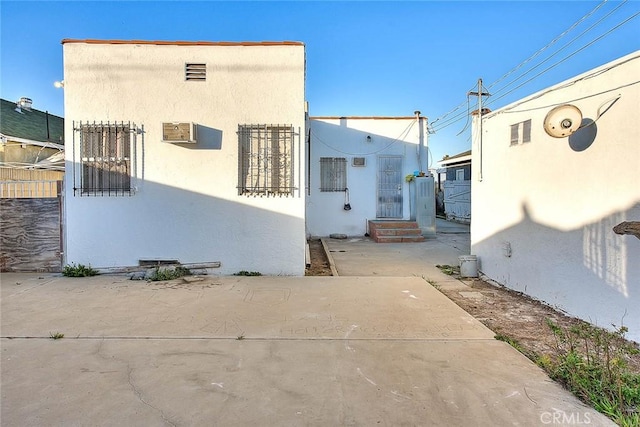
[1,1,638,164]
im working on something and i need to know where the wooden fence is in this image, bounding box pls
[443,180,471,223]
[0,181,62,272]
[0,180,61,198]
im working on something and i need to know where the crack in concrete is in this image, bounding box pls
[127,366,177,427]
[95,337,177,427]
[523,386,538,405]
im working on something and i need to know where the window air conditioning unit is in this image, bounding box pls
[162,122,197,143]
[352,157,366,167]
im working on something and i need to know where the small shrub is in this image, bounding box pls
[62,263,98,277]
[234,271,262,276]
[436,264,460,276]
[49,332,64,340]
[147,266,192,281]
[543,319,640,425]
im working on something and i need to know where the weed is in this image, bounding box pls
[495,334,524,353]
[542,319,640,425]
[147,266,192,282]
[62,263,98,277]
[234,271,262,276]
[421,275,437,286]
[436,264,460,276]
[236,335,245,340]
[50,332,64,340]
[427,280,441,290]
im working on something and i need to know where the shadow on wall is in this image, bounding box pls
[568,118,597,152]
[64,159,305,275]
[170,125,223,150]
[473,202,640,342]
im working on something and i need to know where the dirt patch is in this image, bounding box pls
[440,278,638,370]
[305,239,332,276]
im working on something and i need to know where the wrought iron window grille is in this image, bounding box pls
[320,157,347,192]
[72,121,140,197]
[237,124,298,197]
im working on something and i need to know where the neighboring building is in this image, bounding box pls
[306,116,432,237]
[0,98,65,271]
[471,51,640,342]
[62,39,306,275]
[0,98,65,190]
[439,149,471,223]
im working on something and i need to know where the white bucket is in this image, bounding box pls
[459,255,478,278]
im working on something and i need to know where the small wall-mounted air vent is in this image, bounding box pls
[185,63,206,81]
[162,122,197,143]
[352,157,366,167]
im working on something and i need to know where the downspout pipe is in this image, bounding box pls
[415,110,427,175]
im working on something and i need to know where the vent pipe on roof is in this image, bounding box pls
[415,110,428,175]
[15,97,33,113]
[18,97,32,110]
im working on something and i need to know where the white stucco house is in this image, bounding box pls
[306,115,434,237]
[471,51,640,342]
[62,39,306,275]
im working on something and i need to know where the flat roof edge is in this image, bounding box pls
[309,116,424,120]
[61,39,305,47]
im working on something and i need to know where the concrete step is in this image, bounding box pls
[368,220,424,243]
[369,220,419,230]
[375,228,423,236]
[373,235,426,243]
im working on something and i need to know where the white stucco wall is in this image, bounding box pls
[63,40,306,275]
[307,117,426,237]
[471,51,640,342]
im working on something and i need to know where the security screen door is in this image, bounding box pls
[377,155,403,218]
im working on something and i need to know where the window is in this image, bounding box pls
[510,124,519,146]
[76,122,134,196]
[320,157,347,192]
[510,119,532,145]
[522,119,531,143]
[456,169,465,181]
[238,124,296,196]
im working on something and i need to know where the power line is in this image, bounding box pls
[430,0,635,134]
[486,0,630,104]
[485,10,640,110]
[429,83,478,127]
[431,1,609,130]
[311,119,416,156]
[487,0,612,91]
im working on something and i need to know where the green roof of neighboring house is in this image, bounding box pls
[0,99,64,144]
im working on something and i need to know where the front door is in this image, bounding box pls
[377,155,403,218]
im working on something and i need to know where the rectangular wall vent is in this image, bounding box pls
[352,157,366,167]
[162,122,197,143]
[185,63,206,81]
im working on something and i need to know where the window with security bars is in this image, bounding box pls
[238,124,296,196]
[75,122,135,196]
[320,157,347,192]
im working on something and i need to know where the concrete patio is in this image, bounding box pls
[1,264,612,426]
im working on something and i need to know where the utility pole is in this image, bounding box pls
[468,78,490,182]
